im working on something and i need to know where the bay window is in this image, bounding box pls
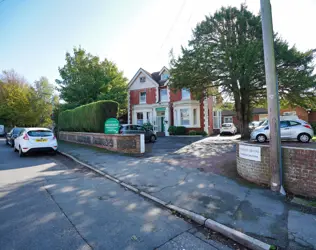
[180,109,190,126]
[173,101,200,127]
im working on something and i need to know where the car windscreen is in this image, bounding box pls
[13,128,23,135]
[27,130,53,137]
[222,124,232,127]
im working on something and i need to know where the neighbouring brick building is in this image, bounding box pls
[219,106,315,132]
[128,67,216,136]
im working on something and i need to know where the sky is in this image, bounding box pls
[0,0,315,85]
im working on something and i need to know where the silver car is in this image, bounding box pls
[250,119,314,143]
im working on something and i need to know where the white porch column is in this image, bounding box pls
[153,108,157,132]
[164,106,170,136]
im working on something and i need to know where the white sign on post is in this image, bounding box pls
[239,145,261,162]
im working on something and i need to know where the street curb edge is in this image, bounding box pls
[58,150,272,250]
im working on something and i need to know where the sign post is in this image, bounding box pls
[104,118,120,134]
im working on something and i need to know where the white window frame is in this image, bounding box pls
[136,112,144,125]
[133,109,153,125]
[140,76,146,82]
[139,92,146,104]
[160,88,168,102]
[223,116,233,124]
[181,89,190,100]
[213,110,222,129]
[193,108,197,125]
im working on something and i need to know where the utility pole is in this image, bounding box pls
[260,0,282,192]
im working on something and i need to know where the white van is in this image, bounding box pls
[0,125,4,136]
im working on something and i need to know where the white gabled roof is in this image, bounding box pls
[128,68,159,88]
[159,66,169,75]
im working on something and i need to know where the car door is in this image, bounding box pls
[288,120,302,139]
[14,130,23,149]
[280,121,291,138]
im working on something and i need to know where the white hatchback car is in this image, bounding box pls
[220,123,238,135]
[14,128,58,157]
[250,119,314,143]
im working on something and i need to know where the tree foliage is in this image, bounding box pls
[56,47,128,114]
[169,5,316,138]
[0,70,55,128]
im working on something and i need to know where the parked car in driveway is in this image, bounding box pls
[14,128,58,157]
[251,119,314,143]
[249,121,263,130]
[119,124,157,143]
[220,123,237,135]
[6,127,24,147]
[0,125,5,137]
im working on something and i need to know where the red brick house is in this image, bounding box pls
[128,67,215,136]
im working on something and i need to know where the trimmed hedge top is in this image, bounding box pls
[58,100,119,133]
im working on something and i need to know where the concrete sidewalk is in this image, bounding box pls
[58,140,316,249]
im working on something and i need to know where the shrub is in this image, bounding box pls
[58,100,119,133]
[188,130,197,135]
[311,122,316,134]
[168,125,177,135]
[189,130,208,136]
[175,126,186,135]
[143,122,153,131]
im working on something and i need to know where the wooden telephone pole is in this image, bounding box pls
[260,0,282,192]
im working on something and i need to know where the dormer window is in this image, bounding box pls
[140,76,146,82]
[161,73,169,81]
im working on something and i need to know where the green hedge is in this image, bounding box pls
[311,122,316,134]
[58,100,119,132]
[168,126,186,135]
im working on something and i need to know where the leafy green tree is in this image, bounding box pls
[56,47,128,114]
[169,5,316,138]
[0,70,55,128]
[32,77,55,127]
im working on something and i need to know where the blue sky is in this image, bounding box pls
[1,0,315,85]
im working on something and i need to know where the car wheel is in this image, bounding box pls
[298,133,310,143]
[19,146,24,157]
[10,141,14,148]
[5,139,9,145]
[150,135,156,143]
[256,134,267,143]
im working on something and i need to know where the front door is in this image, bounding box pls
[160,117,165,132]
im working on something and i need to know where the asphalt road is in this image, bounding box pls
[0,138,234,250]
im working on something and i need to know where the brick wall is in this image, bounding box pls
[308,111,316,123]
[237,143,316,198]
[59,132,145,154]
[169,89,182,102]
[130,87,157,105]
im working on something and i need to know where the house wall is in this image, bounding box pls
[169,89,182,102]
[281,106,308,121]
